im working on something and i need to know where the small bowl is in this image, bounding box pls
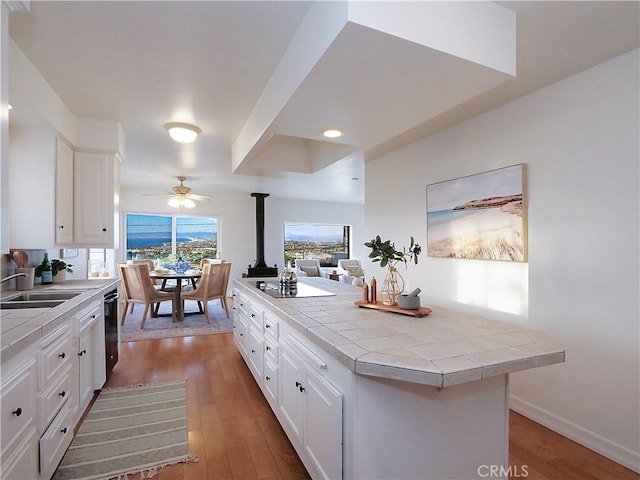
[398,294,420,310]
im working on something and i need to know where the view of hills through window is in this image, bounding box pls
[125,214,218,266]
[284,223,350,267]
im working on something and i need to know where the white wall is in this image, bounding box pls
[365,50,639,471]
[120,189,365,282]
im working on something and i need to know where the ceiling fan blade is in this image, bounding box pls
[141,193,173,197]
[188,194,213,201]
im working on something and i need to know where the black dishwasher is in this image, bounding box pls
[104,289,119,380]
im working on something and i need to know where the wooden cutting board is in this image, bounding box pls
[354,301,432,318]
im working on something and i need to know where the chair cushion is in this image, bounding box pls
[300,266,319,277]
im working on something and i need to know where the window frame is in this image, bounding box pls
[283,222,351,268]
[124,212,220,263]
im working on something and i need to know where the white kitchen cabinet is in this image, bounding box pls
[247,327,264,379]
[279,341,305,443]
[1,426,39,480]
[233,312,249,356]
[8,128,58,248]
[233,287,344,480]
[8,127,120,248]
[0,356,38,479]
[73,151,120,247]
[55,139,74,244]
[73,301,106,413]
[279,336,343,480]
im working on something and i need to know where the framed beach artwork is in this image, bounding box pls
[426,164,527,262]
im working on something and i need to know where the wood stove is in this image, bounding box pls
[247,193,278,277]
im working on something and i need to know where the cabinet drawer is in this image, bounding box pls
[39,328,74,389]
[1,359,36,457]
[263,311,279,340]
[38,365,73,434]
[40,399,74,479]
[75,301,101,333]
[263,359,278,405]
[264,338,278,365]
[238,297,262,329]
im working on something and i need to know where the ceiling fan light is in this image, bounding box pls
[183,198,196,209]
[168,197,181,208]
[165,122,201,144]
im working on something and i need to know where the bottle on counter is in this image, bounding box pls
[362,281,370,303]
[370,277,377,304]
[40,253,53,285]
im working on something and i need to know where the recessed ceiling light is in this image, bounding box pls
[165,122,201,144]
[322,128,343,138]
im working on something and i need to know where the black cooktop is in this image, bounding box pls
[255,281,336,298]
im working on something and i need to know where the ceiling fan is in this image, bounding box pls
[143,176,212,209]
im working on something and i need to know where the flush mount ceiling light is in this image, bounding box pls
[165,122,201,144]
[322,128,343,138]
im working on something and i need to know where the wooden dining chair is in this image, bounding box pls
[119,263,176,328]
[181,262,231,322]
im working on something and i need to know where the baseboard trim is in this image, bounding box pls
[509,395,640,474]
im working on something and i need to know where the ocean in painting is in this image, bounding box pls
[427,209,480,228]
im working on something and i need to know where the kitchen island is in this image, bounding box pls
[233,277,564,480]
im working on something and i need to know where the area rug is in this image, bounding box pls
[120,298,233,342]
[53,380,196,480]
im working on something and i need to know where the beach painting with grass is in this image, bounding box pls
[426,164,527,262]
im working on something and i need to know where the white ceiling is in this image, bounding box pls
[8,1,639,205]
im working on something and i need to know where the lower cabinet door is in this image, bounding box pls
[1,426,38,480]
[263,359,278,405]
[247,327,264,379]
[278,344,304,445]
[78,331,93,411]
[303,368,343,480]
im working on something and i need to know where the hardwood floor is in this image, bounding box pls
[105,334,639,480]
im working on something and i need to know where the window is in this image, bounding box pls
[125,213,218,265]
[284,223,350,267]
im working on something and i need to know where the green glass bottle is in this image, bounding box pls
[41,253,53,285]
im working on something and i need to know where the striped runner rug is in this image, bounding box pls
[53,380,196,480]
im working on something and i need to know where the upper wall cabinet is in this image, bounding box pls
[9,127,120,249]
[73,151,120,248]
[9,128,60,249]
[55,140,74,245]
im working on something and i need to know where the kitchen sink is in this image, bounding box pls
[2,292,81,302]
[0,300,65,309]
[0,291,82,310]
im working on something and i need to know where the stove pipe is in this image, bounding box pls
[247,193,278,277]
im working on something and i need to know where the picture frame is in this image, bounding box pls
[426,164,527,262]
[61,248,79,259]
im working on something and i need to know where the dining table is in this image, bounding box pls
[149,270,202,321]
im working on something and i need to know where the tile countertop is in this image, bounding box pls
[235,278,565,388]
[1,279,119,364]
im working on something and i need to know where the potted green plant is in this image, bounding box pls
[38,259,73,283]
[364,235,421,305]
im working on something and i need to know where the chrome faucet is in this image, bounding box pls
[0,273,27,285]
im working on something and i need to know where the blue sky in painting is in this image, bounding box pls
[427,164,523,212]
